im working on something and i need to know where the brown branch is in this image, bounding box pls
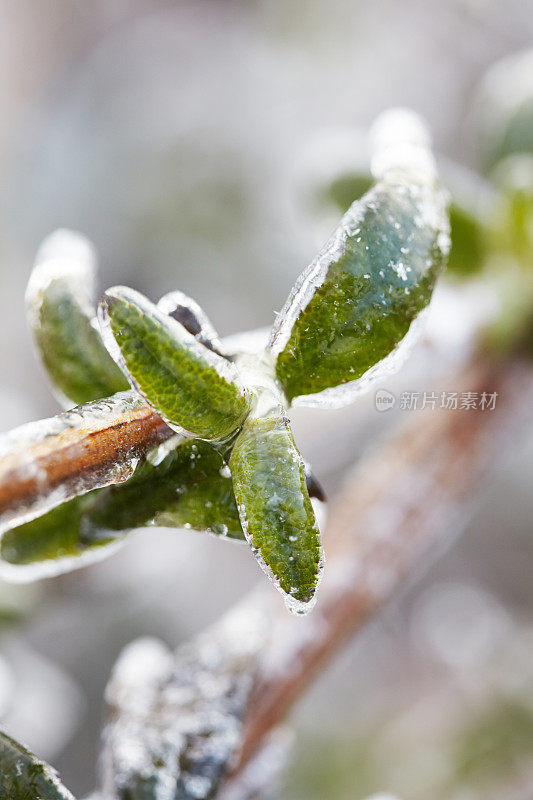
[233,354,533,772]
[0,393,173,533]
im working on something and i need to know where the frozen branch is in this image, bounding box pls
[0,391,173,534]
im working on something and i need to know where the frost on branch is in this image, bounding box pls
[100,601,268,800]
[0,391,170,536]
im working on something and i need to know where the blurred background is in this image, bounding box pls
[0,1,532,798]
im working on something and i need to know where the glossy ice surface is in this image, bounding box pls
[230,414,323,614]
[99,286,252,439]
[0,390,160,538]
[318,163,489,280]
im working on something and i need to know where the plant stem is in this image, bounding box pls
[0,392,173,533]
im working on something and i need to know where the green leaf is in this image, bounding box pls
[0,729,76,799]
[230,414,323,614]
[26,230,129,406]
[88,438,243,539]
[0,439,244,578]
[441,164,493,279]
[99,287,252,440]
[270,171,449,402]
[0,499,111,576]
[323,171,373,215]
[317,162,488,280]
[446,200,487,277]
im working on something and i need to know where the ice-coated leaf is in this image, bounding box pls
[0,498,121,582]
[158,290,225,356]
[99,286,253,440]
[321,162,489,280]
[26,229,129,407]
[230,413,323,614]
[269,109,450,406]
[100,602,268,800]
[0,438,244,581]
[95,438,242,540]
[0,729,76,800]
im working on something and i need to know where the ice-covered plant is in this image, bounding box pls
[2,41,533,791]
[0,109,450,617]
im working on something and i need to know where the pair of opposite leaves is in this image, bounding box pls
[15,111,450,614]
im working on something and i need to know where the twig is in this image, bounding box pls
[232,354,533,771]
[0,392,173,533]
